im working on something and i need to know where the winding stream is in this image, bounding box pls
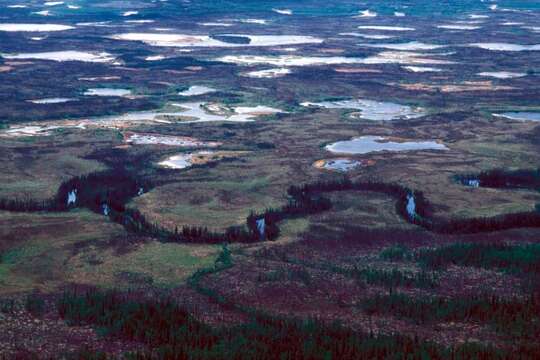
[1,167,539,243]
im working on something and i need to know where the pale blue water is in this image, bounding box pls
[406,194,416,219]
[496,112,540,122]
[326,136,448,155]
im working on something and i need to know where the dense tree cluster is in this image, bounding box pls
[361,293,540,339]
[0,197,57,212]
[57,169,151,214]
[416,242,540,274]
[56,290,540,359]
[0,169,149,214]
[456,168,540,189]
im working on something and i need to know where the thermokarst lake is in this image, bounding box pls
[493,112,540,122]
[325,136,448,154]
[302,99,426,121]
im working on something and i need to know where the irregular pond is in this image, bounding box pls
[406,194,416,219]
[84,88,132,97]
[313,159,364,172]
[110,33,322,48]
[125,133,221,147]
[469,43,540,51]
[28,98,77,104]
[216,55,367,67]
[0,23,75,32]
[493,112,540,122]
[242,68,291,78]
[2,124,86,137]
[169,102,283,123]
[89,102,283,127]
[302,99,425,121]
[159,153,194,169]
[1,102,284,138]
[158,151,245,170]
[1,51,116,63]
[273,8,292,15]
[178,86,216,96]
[478,72,527,79]
[326,136,448,155]
[403,66,443,72]
[436,24,480,30]
[217,52,453,67]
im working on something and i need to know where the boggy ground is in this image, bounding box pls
[1,202,540,357]
[2,81,540,356]
[1,1,540,356]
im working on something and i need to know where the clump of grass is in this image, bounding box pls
[215,243,232,267]
[257,268,312,285]
[25,293,46,317]
[380,245,412,261]
[354,268,438,289]
[0,299,15,313]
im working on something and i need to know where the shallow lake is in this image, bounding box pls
[494,112,540,122]
[303,99,425,121]
[326,136,448,154]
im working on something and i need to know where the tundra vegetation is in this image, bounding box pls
[1,0,540,358]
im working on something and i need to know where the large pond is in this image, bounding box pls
[158,150,244,169]
[125,133,221,147]
[326,136,448,154]
[302,99,425,121]
[178,86,216,96]
[84,88,132,97]
[158,153,200,169]
[493,112,540,122]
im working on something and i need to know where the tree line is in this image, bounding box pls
[456,168,540,189]
[1,169,540,243]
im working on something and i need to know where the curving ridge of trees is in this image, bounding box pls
[1,170,540,244]
[284,178,540,235]
[0,170,149,214]
[455,168,540,189]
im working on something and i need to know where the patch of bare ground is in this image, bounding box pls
[436,265,524,298]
